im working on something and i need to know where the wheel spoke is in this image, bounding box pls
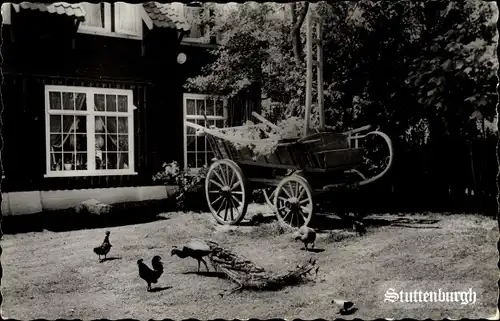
[301,205,311,213]
[208,190,220,194]
[210,179,224,189]
[229,204,234,221]
[213,168,226,186]
[230,196,241,216]
[282,186,293,198]
[298,209,307,222]
[211,195,223,206]
[278,196,288,202]
[229,170,235,186]
[231,180,241,191]
[231,193,243,203]
[299,198,310,205]
[295,209,300,227]
[224,200,229,221]
[225,164,230,185]
[297,186,305,201]
[216,198,226,217]
[282,208,292,222]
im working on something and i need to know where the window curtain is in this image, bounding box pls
[50,94,86,164]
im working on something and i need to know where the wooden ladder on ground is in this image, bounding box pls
[304,7,325,135]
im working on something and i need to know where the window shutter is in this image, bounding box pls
[1,3,11,25]
[114,2,142,37]
[79,2,105,29]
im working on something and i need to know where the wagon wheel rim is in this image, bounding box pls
[206,160,248,225]
[274,175,314,228]
[262,187,277,211]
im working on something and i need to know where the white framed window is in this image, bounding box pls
[44,85,137,178]
[78,3,112,34]
[183,4,211,44]
[78,2,143,39]
[183,93,227,169]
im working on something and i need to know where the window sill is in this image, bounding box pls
[44,170,138,178]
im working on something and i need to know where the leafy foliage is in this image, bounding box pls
[186,0,498,147]
[153,161,209,211]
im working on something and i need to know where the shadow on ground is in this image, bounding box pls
[310,214,441,232]
[2,199,175,234]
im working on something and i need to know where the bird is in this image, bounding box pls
[93,230,112,262]
[171,239,214,273]
[353,220,367,236]
[137,256,164,291]
[331,299,357,315]
[294,225,316,251]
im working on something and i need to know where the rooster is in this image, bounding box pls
[93,230,112,262]
[294,225,316,251]
[137,256,164,291]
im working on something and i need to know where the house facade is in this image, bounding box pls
[0,2,259,215]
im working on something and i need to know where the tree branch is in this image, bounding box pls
[290,2,310,66]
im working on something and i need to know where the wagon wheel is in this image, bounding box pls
[205,159,249,225]
[273,175,314,228]
[262,187,277,212]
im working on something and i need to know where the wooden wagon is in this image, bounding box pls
[184,9,394,228]
[186,113,393,228]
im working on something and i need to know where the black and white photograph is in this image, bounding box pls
[0,0,498,319]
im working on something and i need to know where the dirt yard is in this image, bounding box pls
[1,204,498,319]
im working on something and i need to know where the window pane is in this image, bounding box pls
[187,152,196,168]
[95,116,105,132]
[206,99,214,116]
[118,135,128,151]
[62,115,74,132]
[186,125,195,136]
[62,92,75,110]
[49,92,62,110]
[75,134,87,152]
[106,95,117,112]
[118,152,129,169]
[95,94,105,111]
[50,115,62,133]
[196,152,206,168]
[186,99,196,115]
[118,117,128,133]
[215,99,224,116]
[107,135,117,151]
[196,99,205,116]
[75,116,87,133]
[197,136,205,152]
[106,116,117,133]
[118,95,128,112]
[106,153,117,169]
[96,151,106,170]
[64,135,75,152]
[50,134,62,152]
[95,134,105,151]
[75,93,86,111]
[63,153,75,170]
[75,153,88,170]
[216,119,225,128]
[50,152,63,171]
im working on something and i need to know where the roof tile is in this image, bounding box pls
[142,2,190,31]
[14,2,86,20]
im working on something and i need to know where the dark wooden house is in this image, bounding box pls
[0,2,259,215]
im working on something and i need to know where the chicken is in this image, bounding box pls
[332,299,356,315]
[171,239,214,272]
[353,220,367,236]
[137,256,164,291]
[294,225,316,251]
[93,230,112,261]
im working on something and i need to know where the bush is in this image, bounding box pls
[153,161,209,212]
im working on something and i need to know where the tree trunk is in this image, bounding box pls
[290,2,309,66]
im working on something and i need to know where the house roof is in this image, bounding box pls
[12,2,86,21]
[142,2,190,32]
